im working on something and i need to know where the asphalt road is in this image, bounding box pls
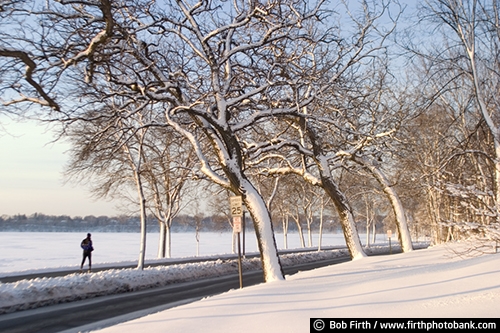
[0,248,406,333]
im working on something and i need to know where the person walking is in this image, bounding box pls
[80,233,94,272]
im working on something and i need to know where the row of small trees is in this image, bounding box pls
[1,0,499,280]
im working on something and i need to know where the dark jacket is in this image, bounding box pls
[81,238,94,252]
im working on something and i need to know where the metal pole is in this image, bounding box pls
[237,231,243,289]
[242,210,246,258]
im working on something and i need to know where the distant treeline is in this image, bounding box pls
[0,213,226,233]
[0,213,343,233]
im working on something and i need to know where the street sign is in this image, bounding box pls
[229,196,243,217]
[233,216,242,233]
[387,229,392,238]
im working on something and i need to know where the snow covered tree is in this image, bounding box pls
[350,156,413,252]
[64,109,152,269]
[400,0,500,244]
[140,128,196,258]
[0,0,330,281]
[425,0,500,222]
[246,0,411,258]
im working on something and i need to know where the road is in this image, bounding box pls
[0,248,402,333]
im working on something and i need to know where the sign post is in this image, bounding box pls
[230,196,243,289]
[387,229,392,254]
[242,209,246,258]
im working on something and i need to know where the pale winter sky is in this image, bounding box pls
[0,119,119,217]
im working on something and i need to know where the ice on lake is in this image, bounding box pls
[0,231,352,274]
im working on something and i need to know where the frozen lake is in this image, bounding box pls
[0,231,355,274]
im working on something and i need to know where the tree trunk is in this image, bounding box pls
[158,221,166,258]
[354,157,413,252]
[282,215,289,250]
[366,222,370,248]
[318,201,325,251]
[306,209,313,248]
[174,110,284,281]
[372,221,376,244]
[304,121,366,259]
[291,209,306,248]
[468,43,500,223]
[320,174,366,259]
[157,221,172,258]
[242,180,284,281]
[135,170,147,270]
[166,224,171,258]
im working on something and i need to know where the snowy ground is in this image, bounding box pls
[88,241,499,333]
[1,232,498,332]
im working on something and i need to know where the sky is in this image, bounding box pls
[0,1,418,219]
[0,238,498,332]
[0,119,119,217]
